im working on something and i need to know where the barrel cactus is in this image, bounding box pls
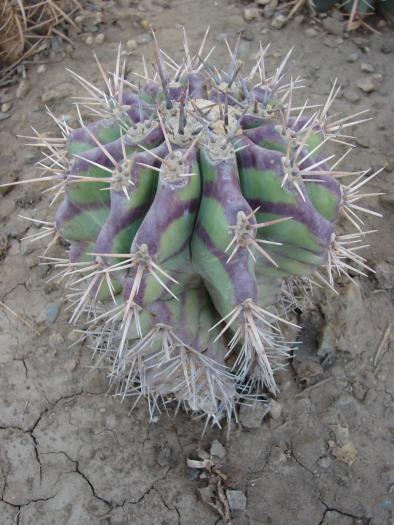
[6,30,380,428]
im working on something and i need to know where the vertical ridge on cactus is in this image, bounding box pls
[6,29,382,429]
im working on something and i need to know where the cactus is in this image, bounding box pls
[4,30,382,428]
[0,0,81,66]
[285,0,391,30]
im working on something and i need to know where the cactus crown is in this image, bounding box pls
[7,29,381,428]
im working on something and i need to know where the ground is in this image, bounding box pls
[0,0,393,524]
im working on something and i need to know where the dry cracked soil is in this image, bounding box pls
[0,0,394,524]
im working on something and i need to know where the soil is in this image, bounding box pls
[0,1,393,524]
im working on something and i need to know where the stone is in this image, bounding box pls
[360,62,374,73]
[381,42,394,54]
[331,441,358,466]
[210,439,226,459]
[46,303,60,323]
[322,17,343,36]
[270,13,287,29]
[85,35,94,46]
[268,399,282,420]
[226,490,247,510]
[37,64,47,74]
[305,27,318,37]
[356,77,377,93]
[243,7,260,21]
[126,38,137,51]
[239,401,269,429]
[95,33,105,45]
[375,262,394,290]
[16,80,30,99]
[0,112,10,121]
[1,103,11,112]
[346,53,358,62]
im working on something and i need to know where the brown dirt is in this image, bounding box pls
[0,1,393,524]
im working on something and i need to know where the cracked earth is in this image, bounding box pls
[0,0,394,524]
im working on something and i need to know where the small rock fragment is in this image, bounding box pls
[270,13,287,29]
[268,399,282,420]
[305,27,318,37]
[47,303,60,323]
[95,33,105,45]
[126,38,137,51]
[210,439,226,459]
[346,52,358,62]
[360,62,374,73]
[37,64,47,74]
[356,77,377,93]
[322,17,343,36]
[375,262,394,290]
[226,490,247,511]
[243,7,260,21]
[331,441,358,466]
[85,35,94,46]
[1,103,11,112]
[239,401,269,428]
[381,42,393,54]
[16,80,30,99]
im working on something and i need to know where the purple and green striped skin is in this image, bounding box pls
[35,33,375,423]
[123,147,202,307]
[191,148,259,317]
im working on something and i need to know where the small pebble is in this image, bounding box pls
[346,52,358,62]
[226,490,247,511]
[243,7,260,21]
[95,33,105,45]
[268,399,282,420]
[16,80,30,99]
[47,303,60,323]
[85,35,94,46]
[322,16,343,36]
[239,401,269,429]
[304,27,318,37]
[270,13,287,29]
[356,77,377,93]
[317,456,332,469]
[1,103,11,112]
[360,62,374,73]
[126,38,137,51]
[37,64,47,74]
[381,42,393,54]
[210,439,226,459]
